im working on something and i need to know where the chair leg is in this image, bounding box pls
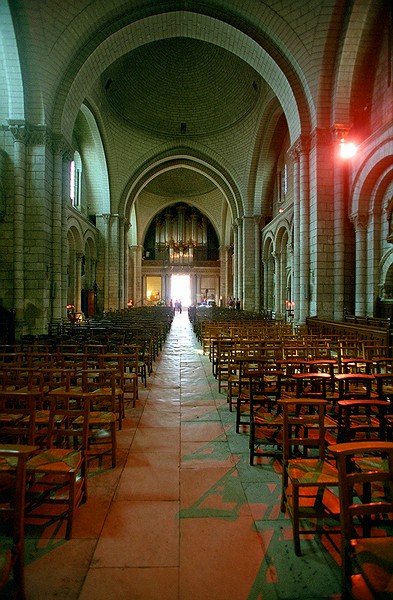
[65,474,77,540]
[111,424,117,468]
[249,426,254,466]
[292,485,301,556]
[280,470,288,513]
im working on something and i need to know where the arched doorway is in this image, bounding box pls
[170,275,191,308]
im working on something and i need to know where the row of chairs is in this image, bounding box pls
[0,383,110,598]
[205,336,393,600]
[0,307,172,598]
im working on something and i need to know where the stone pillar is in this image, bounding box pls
[254,217,261,311]
[134,245,143,305]
[52,135,72,323]
[333,139,348,320]
[123,221,131,307]
[161,274,166,304]
[351,213,368,317]
[242,216,254,310]
[237,218,243,303]
[10,125,26,333]
[219,246,229,303]
[262,258,268,312]
[52,150,63,322]
[102,214,111,310]
[273,251,282,318]
[233,223,238,299]
[61,154,70,315]
[298,138,310,324]
[109,214,120,309]
[287,240,294,304]
[75,253,83,314]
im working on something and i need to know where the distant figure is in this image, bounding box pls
[228,296,234,308]
[235,298,241,310]
[179,301,182,314]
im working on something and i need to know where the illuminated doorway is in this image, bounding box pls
[170,275,191,308]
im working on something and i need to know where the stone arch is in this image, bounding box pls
[82,233,98,288]
[121,151,242,246]
[262,233,275,311]
[52,11,308,145]
[380,249,393,300]
[248,95,287,216]
[0,3,24,122]
[351,137,393,215]
[74,103,110,215]
[332,0,387,128]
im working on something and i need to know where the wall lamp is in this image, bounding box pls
[334,124,357,158]
[339,138,357,158]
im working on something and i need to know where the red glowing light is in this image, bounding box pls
[339,140,357,158]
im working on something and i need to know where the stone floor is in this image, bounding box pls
[21,310,342,600]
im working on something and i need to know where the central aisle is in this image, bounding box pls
[80,309,268,599]
[25,310,341,600]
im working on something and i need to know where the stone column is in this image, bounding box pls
[134,245,143,305]
[52,135,72,322]
[10,125,26,333]
[262,258,268,313]
[123,220,131,307]
[75,252,83,314]
[61,153,70,315]
[287,240,294,305]
[161,274,166,304]
[289,143,300,322]
[102,214,111,310]
[333,129,349,320]
[109,214,120,309]
[273,251,281,318]
[52,150,62,322]
[254,217,262,311]
[218,246,228,306]
[232,223,238,299]
[298,137,310,324]
[242,216,254,310]
[351,213,368,317]
[237,218,243,303]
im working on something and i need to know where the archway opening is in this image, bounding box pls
[171,275,191,308]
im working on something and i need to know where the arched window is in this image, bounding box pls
[70,151,82,208]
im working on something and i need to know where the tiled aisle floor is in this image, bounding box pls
[23,311,342,600]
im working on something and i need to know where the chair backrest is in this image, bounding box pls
[0,390,42,445]
[278,398,328,461]
[0,444,38,598]
[328,441,393,541]
[48,391,90,450]
[337,399,390,443]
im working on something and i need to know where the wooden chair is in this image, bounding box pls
[25,392,89,539]
[111,348,139,407]
[334,373,376,401]
[43,370,118,468]
[0,390,45,446]
[328,441,393,600]
[279,398,339,555]
[336,399,390,443]
[292,372,330,399]
[80,368,124,431]
[120,344,147,388]
[235,358,272,433]
[0,444,38,600]
[248,369,284,465]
